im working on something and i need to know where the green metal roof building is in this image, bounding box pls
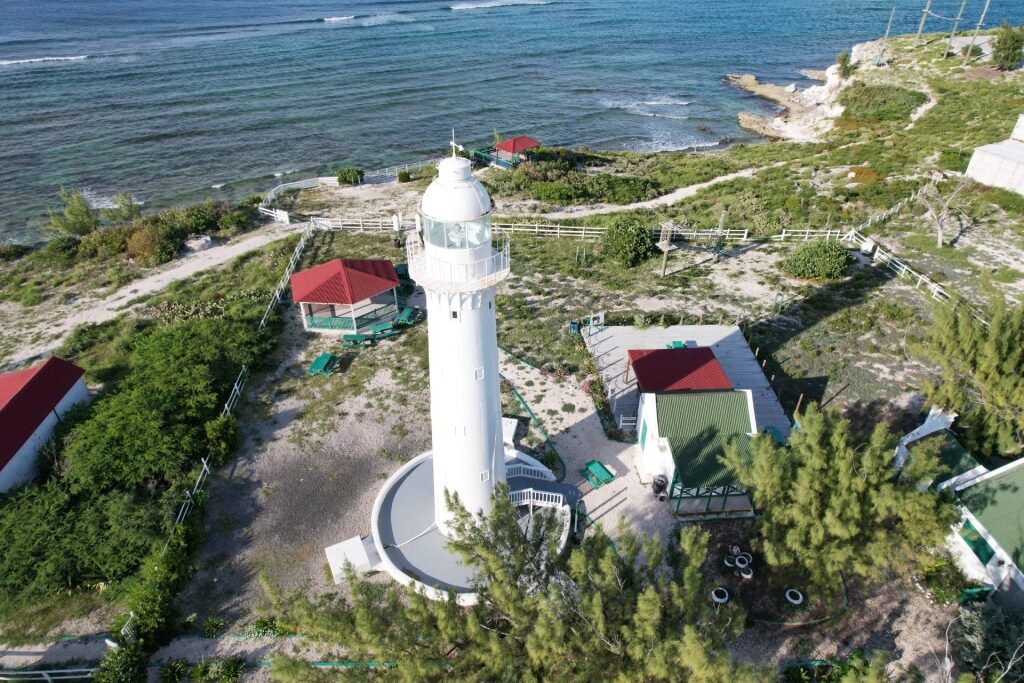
[954,460,1024,605]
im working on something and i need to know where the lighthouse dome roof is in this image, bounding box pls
[421,157,492,222]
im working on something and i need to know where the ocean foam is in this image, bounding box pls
[451,0,550,11]
[641,98,692,106]
[322,16,355,22]
[361,13,417,26]
[211,183,225,189]
[0,55,88,66]
[604,99,691,120]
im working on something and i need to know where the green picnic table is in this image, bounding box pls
[580,460,616,489]
[664,340,687,349]
[307,353,338,376]
[394,306,422,327]
[342,333,373,349]
[369,322,399,339]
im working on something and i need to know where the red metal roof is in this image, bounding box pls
[627,347,733,394]
[495,136,541,154]
[290,259,400,305]
[0,357,85,471]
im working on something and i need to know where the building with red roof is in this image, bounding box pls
[0,357,89,492]
[628,345,757,515]
[627,347,733,393]
[494,136,541,155]
[290,258,401,332]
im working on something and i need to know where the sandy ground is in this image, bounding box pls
[729,578,957,680]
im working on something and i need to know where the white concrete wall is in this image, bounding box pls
[636,393,673,481]
[1013,114,1024,143]
[0,378,89,492]
[967,145,1024,196]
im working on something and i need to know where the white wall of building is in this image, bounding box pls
[966,115,1024,197]
[635,393,673,482]
[0,378,89,492]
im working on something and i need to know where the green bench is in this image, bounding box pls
[664,340,687,349]
[369,322,400,339]
[580,460,616,489]
[307,353,338,376]
[394,306,422,327]
[342,333,373,349]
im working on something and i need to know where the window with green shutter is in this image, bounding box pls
[640,419,647,449]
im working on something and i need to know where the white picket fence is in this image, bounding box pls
[311,216,400,233]
[363,158,441,181]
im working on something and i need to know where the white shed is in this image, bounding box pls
[0,357,89,492]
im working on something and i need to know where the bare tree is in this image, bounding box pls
[917,178,971,248]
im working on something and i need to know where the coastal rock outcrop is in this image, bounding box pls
[727,61,849,142]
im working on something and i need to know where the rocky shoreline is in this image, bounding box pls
[725,42,870,142]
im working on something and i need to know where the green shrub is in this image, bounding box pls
[217,208,255,237]
[240,194,264,207]
[201,616,226,638]
[779,239,853,280]
[601,216,654,267]
[93,642,149,683]
[993,22,1024,71]
[0,243,29,261]
[956,603,1024,679]
[159,659,189,683]
[397,170,412,183]
[838,82,928,124]
[836,49,855,79]
[961,43,983,58]
[127,225,178,267]
[41,233,80,266]
[204,414,240,464]
[918,555,969,605]
[78,225,136,260]
[938,147,972,173]
[245,616,282,638]
[335,167,364,185]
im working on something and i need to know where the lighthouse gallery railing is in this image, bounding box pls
[405,236,511,293]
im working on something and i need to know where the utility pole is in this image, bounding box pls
[962,0,992,65]
[948,0,969,47]
[917,0,933,40]
[877,6,897,66]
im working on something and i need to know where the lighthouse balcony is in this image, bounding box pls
[406,236,510,293]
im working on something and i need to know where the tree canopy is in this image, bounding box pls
[268,489,758,682]
[601,216,655,267]
[48,188,98,237]
[927,299,1024,459]
[723,404,956,596]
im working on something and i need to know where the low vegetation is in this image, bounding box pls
[993,22,1024,71]
[779,239,854,280]
[334,167,364,185]
[601,215,656,267]
[0,191,264,304]
[838,82,929,125]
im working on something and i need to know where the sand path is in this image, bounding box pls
[1,220,306,370]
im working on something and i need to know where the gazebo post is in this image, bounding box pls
[350,303,357,332]
[392,287,399,313]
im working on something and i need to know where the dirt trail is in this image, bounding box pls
[1,221,305,370]
[532,165,779,220]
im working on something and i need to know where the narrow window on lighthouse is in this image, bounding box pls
[479,471,490,483]
[451,311,459,319]
[474,368,484,381]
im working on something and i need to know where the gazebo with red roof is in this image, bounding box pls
[0,356,89,492]
[290,258,401,333]
[495,136,540,155]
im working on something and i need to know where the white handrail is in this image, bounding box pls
[509,488,564,509]
[406,236,511,293]
[506,464,556,481]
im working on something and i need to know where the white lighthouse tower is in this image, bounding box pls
[326,145,573,605]
[407,154,510,534]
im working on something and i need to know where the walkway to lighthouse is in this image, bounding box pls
[373,452,577,596]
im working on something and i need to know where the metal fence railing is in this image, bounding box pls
[0,670,96,681]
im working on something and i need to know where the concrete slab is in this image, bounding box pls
[325,535,382,582]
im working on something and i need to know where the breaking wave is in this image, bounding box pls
[451,0,550,11]
[0,55,89,66]
[322,16,355,23]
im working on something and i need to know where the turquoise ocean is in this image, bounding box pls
[2,0,1023,242]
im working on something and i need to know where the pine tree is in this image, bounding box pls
[266,487,760,682]
[927,300,1024,458]
[723,404,957,597]
[48,188,97,237]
